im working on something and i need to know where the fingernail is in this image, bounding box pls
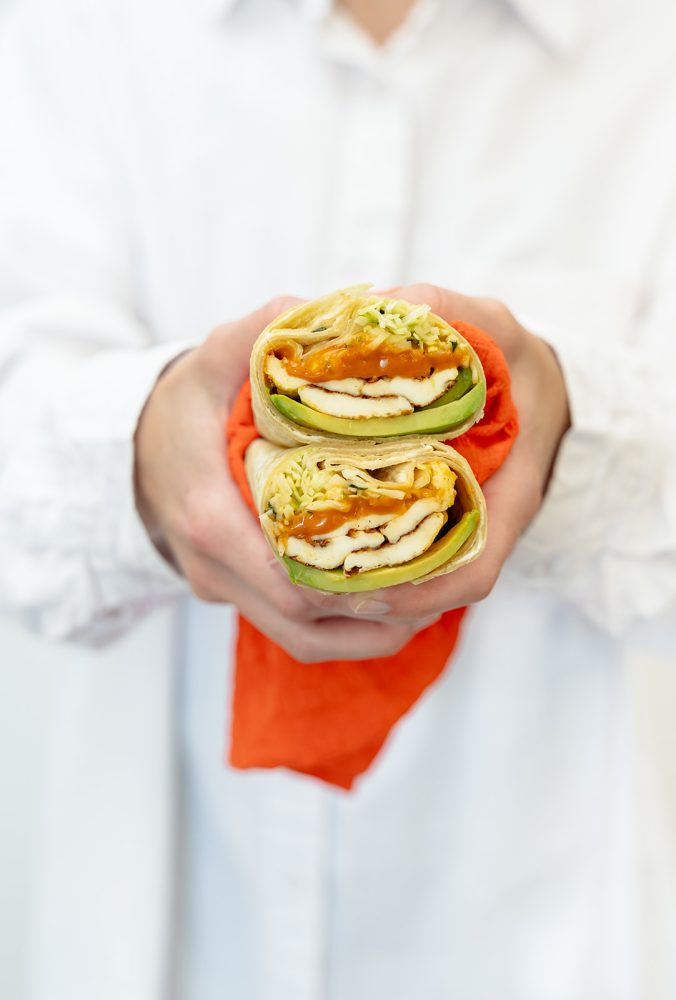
[349,598,391,616]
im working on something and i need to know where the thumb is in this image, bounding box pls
[202,294,305,383]
[391,283,488,327]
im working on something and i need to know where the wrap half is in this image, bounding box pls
[251,285,486,446]
[245,438,486,593]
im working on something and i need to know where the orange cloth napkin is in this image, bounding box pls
[226,322,518,789]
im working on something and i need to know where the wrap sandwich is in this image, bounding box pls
[245,438,487,593]
[251,286,486,446]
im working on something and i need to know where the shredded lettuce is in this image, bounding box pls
[269,292,473,376]
[354,296,449,350]
[266,455,457,528]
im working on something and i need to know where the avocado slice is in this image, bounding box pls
[282,509,480,593]
[424,366,473,408]
[271,377,484,438]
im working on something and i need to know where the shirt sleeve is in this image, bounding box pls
[511,223,676,636]
[0,0,189,642]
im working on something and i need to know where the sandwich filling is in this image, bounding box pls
[264,296,477,420]
[262,453,461,575]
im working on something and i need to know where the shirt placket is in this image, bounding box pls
[309,4,421,290]
[259,779,332,1000]
[253,13,439,1000]
[327,78,415,288]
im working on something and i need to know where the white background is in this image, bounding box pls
[0,618,59,1000]
[0,0,675,997]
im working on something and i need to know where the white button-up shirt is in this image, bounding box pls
[1,1,676,998]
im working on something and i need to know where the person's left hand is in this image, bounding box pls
[304,282,571,622]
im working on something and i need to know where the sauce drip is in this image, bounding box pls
[286,495,405,539]
[284,490,441,541]
[277,342,465,382]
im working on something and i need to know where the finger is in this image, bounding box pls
[302,588,446,624]
[287,616,424,663]
[201,295,305,387]
[225,577,424,663]
[391,283,489,326]
[184,504,328,624]
[392,283,520,352]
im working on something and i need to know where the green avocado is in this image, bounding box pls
[270,370,484,438]
[423,366,473,408]
[282,509,480,593]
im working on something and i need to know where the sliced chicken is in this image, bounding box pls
[265,355,307,392]
[284,529,384,570]
[316,377,366,396]
[361,368,458,407]
[344,513,447,574]
[382,498,444,544]
[298,385,413,419]
[313,513,394,540]
[267,354,460,409]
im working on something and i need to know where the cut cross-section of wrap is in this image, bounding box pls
[251,285,486,446]
[245,438,487,593]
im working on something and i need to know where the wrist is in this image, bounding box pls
[532,335,571,489]
[134,386,166,553]
[133,352,192,565]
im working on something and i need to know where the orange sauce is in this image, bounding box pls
[277,342,464,381]
[283,488,445,541]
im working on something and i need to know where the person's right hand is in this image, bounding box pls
[134,298,437,662]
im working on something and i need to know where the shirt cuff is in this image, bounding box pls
[50,341,195,636]
[510,338,639,583]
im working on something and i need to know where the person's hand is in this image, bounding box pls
[305,283,571,622]
[134,298,438,662]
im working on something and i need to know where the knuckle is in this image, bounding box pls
[470,565,500,603]
[303,591,346,614]
[202,323,234,356]
[187,566,220,603]
[183,516,212,556]
[483,297,516,333]
[191,583,218,603]
[286,634,315,663]
[386,591,431,622]
[182,498,208,546]
[183,517,208,554]
[408,282,443,312]
[402,597,431,621]
[182,494,221,557]
[266,295,295,319]
[273,587,310,622]
[482,296,511,320]
[378,627,413,657]
[478,298,522,354]
[207,321,227,339]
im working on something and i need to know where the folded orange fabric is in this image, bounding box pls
[226,322,518,789]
